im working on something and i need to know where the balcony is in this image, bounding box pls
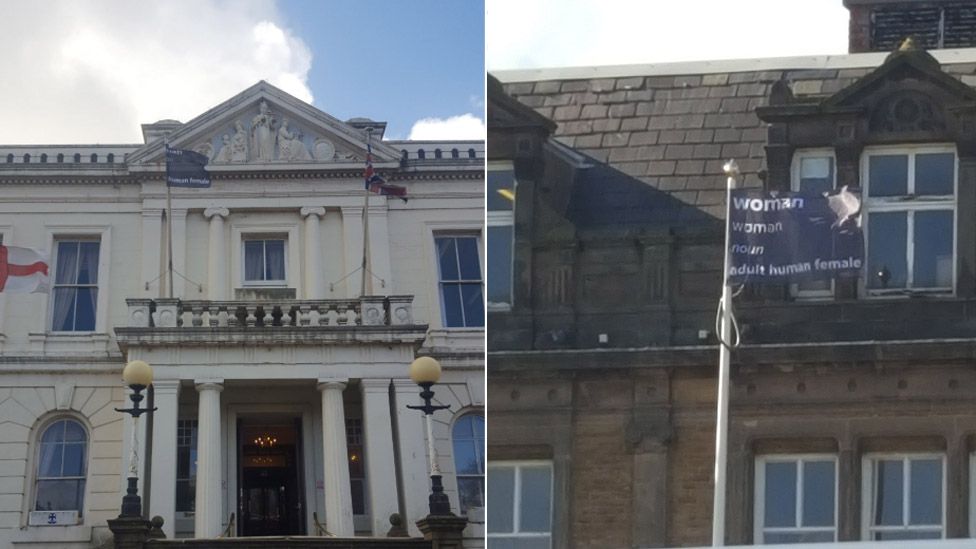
[115,296,429,349]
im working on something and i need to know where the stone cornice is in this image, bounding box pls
[114,325,430,350]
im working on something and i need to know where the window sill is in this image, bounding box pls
[29,332,111,355]
[11,525,91,544]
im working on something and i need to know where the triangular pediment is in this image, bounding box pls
[127,81,400,168]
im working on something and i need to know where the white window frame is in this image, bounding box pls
[432,232,485,329]
[31,416,89,519]
[44,226,111,335]
[487,460,553,548]
[451,413,485,515]
[860,453,946,540]
[754,454,838,544]
[230,223,299,292]
[487,161,515,311]
[861,145,957,297]
[241,235,288,286]
[790,149,837,300]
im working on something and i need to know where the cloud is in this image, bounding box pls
[408,113,486,140]
[487,0,849,70]
[0,0,313,144]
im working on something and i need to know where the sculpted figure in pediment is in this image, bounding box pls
[214,134,232,163]
[230,121,248,163]
[278,118,312,161]
[251,100,276,161]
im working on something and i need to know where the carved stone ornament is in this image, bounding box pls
[869,91,946,133]
[313,138,336,161]
[210,101,326,164]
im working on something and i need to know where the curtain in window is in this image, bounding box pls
[35,419,87,513]
[265,240,285,281]
[244,240,264,281]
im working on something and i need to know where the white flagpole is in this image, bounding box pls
[712,159,739,546]
[360,129,373,297]
[164,140,174,299]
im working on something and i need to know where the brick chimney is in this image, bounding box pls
[844,0,976,53]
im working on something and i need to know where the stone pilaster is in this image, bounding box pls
[302,207,326,299]
[204,207,229,300]
[148,380,180,538]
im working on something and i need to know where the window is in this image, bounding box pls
[176,420,197,512]
[863,147,955,294]
[435,235,484,327]
[73,153,81,163]
[754,455,837,544]
[35,419,87,514]
[40,153,47,163]
[90,154,97,163]
[451,148,459,159]
[242,237,286,285]
[435,149,442,159]
[51,240,100,332]
[56,153,64,163]
[468,148,476,159]
[862,454,944,540]
[452,414,485,513]
[791,151,836,298]
[487,461,552,548]
[346,417,367,516]
[418,149,426,160]
[488,163,516,308]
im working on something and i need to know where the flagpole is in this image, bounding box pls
[712,159,738,547]
[165,141,175,300]
[360,128,373,297]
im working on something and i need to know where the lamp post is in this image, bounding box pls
[407,356,453,515]
[115,360,156,518]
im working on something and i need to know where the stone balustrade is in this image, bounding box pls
[125,296,416,329]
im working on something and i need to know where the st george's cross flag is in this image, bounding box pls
[365,143,407,201]
[0,245,49,293]
[166,146,211,188]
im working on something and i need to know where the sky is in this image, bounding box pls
[0,0,485,144]
[487,0,850,71]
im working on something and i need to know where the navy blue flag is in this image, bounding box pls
[728,187,864,283]
[166,146,211,188]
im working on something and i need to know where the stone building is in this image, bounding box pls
[0,81,485,548]
[488,1,976,547]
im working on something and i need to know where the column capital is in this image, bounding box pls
[301,206,326,218]
[152,379,181,395]
[360,378,392,392]
[317,378,348,392]
[195,380,224,393]
[204,207,229,219]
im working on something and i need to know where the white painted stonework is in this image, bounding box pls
[0,81,485,548]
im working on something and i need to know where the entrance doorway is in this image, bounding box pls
[237,417,306,536]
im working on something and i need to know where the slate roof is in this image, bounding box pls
[495,50,976,219]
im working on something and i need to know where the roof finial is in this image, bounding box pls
[898,36,918,52]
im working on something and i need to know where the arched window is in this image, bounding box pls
[35,418,87,513]
[435,149,442,159]
[418,149,426,160]
[401,150,409,161]
[90,153,98,163]
[6,154,12,163]
[452,413,484,513]
[451,148,459,159]
[57,153,64,163]
[40,153,48,163]
[23,153,30,163]
[467,148,476,159]
[107,153,115,164]
[74,153,81,163]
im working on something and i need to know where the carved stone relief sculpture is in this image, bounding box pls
[230,121,248,163]
[278,118,312,161]
[251,100,276,162]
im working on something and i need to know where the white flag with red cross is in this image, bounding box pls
[0,245,49,293]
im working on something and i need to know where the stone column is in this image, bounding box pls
[361,379,400,535]
[140,209,163,298]
[149,380,181,539]
[194,381,223,538]
[301,207,326,299]
[318,379,354,536]
[392,379,430,537]
[340,206,364,297]
[204,208,229,300]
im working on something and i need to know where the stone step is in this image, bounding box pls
[146,538,431,549]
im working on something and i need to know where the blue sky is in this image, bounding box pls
[279,0,485,140]
[0,0,485,144]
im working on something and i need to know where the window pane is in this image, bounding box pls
[177,446,190,478]
[874,460,904,526]
[454,441,480,474]
[38,442,62,477]
[764,461,797,528]
[915,153,954,195]
[76,242,100,284]
[441,284,464,327]
[909,459,942,525]
[351,478,365,515]
[55,242,79,284]
[244,240,264,281]
[488,540,516,549]
[74,288,97,331]
[41,421,65,443]
[436,238,460,281]
[458,477,484,511]
[453,415,475,438]
[869,155,908,197]
[799,157,833,194]
[176,479,195,512]
[63,421,86,442]
[51,288,77,331]
[874,530,942,540]
[461,283,485,327]
[802,460,835,527]
[35,479,84,511]
[913,210,953,288]
[868,212,907,289]
[456,237,481,280]
[488,169,516,212]
[487,467,515,533]
[264,240,285,280]
[488,225,514,305]
[62,443,85,476]
[519,466,552,533]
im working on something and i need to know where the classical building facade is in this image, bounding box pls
[489,1,976,547]
[0,81,485,548]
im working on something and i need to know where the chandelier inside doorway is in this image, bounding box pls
[253,434,278,448]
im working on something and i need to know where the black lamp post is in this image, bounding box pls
[114,360,156,518]
[407,356,453,516]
